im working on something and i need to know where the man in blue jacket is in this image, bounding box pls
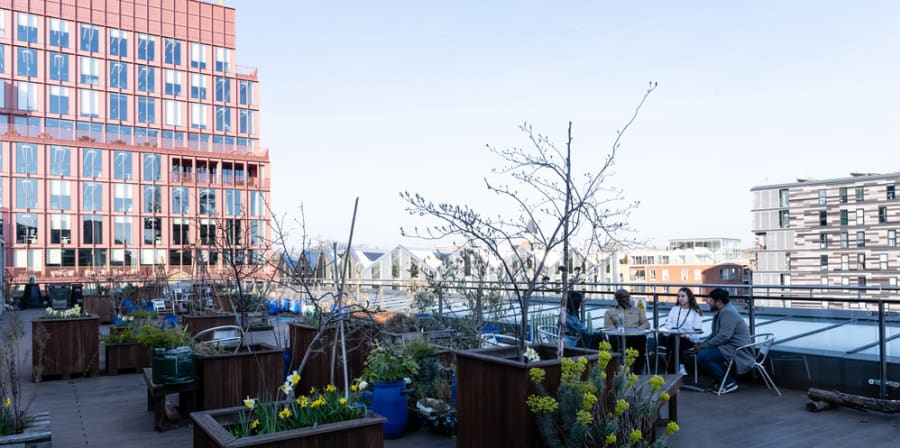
[693,288,752,394]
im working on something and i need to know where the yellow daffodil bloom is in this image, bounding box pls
[250,419,260,429]
[339,397,347,405]
[325,384,336,393]
[4,397,10,408]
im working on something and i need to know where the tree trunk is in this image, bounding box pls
[807,388,900,413]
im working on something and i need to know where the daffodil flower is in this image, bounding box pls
[243,396,256,409]
[358,381,368,391]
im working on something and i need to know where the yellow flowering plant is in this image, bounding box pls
[229,370,367,437]
[526,342,680,447]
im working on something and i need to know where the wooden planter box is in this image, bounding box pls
[105,342,152,375]
[194,343,284,411]
[83,295,115,323]
[456,344,611,448]
[192,407,385,448]
[32,316,100,380]
[288,323,372,392]
[0,412,51,447]
[183,313,237,338]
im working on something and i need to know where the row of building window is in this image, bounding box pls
[817,230,897,249]
[2,47,254,106]
[3,180,265,216]
[778,184,896,208]
[2,116,258,152]
[778,207,891,229]
[3,146,258,181]
[9,248,266,269]
[7,214,264,247]
[819,253,890,271]
[6,12,233,72]
[3,83,254,132]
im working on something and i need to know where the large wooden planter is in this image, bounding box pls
[456,344,609,448]
[183,313,237,338]
[0,412,51,447]
[105,342,152,375]
[83,295,115,323]
[32,316,100,380]
[288,323,372,392]
[194,343,284,411]
[192,407,385,448]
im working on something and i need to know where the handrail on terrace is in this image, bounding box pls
[290,279,898,399]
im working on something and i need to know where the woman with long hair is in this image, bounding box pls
[659,287,704,374]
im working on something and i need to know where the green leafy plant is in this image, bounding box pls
[135,325,192,349]
[526,342,680,447]
[0,312,35,435]
[230,372,366,437]
[360,343,419,384]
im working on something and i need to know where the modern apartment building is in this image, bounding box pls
[0,0,270,284]
[751,172,900,295]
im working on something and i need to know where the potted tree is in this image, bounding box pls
[400,84,656,446]
[359,343,419,440]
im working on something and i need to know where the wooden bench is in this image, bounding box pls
[630,374,683,441]
[142,367,198,431]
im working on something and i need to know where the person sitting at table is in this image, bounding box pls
[604,288,651,373]
[562,291,605,349]
[658,287,704,374]
[693,288,752,394]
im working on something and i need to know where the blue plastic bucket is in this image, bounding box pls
[279,298,290,312]
[372,380,408,439]
[289,300,302,314]
[267,299,278,315]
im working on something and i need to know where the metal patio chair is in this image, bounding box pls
[715,332,781,397]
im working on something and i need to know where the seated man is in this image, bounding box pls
[693,288,753,394]
[603,288,651,373]
[563,291,604,349]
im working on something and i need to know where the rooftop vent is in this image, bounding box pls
[850,172,880,177]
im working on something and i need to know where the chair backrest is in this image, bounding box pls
[192,324,244,352]
[750,333,775,363]
[537,325,560,345]
[478,333,521,348]
[151,298,168,312]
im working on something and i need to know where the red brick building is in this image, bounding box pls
[0,0,270,283]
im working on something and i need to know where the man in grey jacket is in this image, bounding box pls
[693,288,752,394]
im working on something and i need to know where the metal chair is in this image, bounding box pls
[478,333,522,348]
[191,324,245,353]
[536,325,561,345]
[715,333,781,396]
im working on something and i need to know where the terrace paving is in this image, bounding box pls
[4,309,898,447]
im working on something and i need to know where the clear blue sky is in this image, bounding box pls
[230,0,900,250]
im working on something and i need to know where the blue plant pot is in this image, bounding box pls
[283,349,292,379]
[279,298,290,313]
[267,299,278,315]
[372,380,408,439]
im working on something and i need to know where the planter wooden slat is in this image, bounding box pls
[32,316,100,380]
[288,323,371,392]
[456,344,610,448]
[83,295,115,323]
[191,406,385,448]
[194,343,284,411]
[105,342,152,375]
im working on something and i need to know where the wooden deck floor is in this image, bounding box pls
[6,309,898,447]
